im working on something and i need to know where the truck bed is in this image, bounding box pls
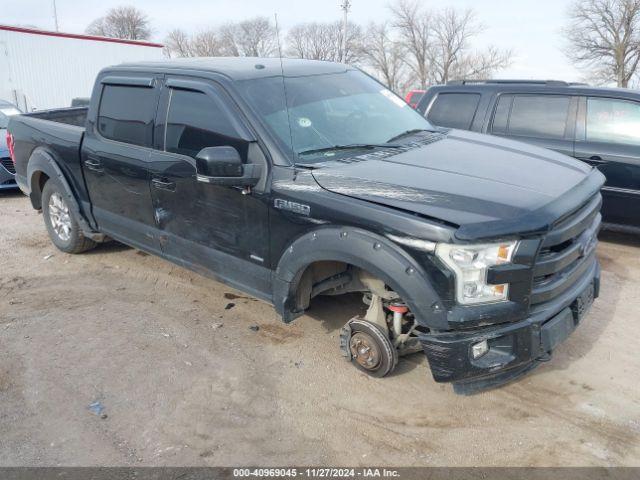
[25,106,88,127]
[9,107,89,207]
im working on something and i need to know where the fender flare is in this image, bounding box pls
[272,226,448,329]
[26,148,102,240]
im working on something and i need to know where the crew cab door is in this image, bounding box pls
[575,96,640,228]
[148,76,271,297]
[81,74,162,252]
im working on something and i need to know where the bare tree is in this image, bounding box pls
[564,0,640,87]
[86,6,151,40]
[164,17,277,58]
[164,29,193,57]
[286,21,362,63]
[390,1,512,87]
[190,30,226,57]
[429,8,512,84]
[362,22,407,92]
[389,0,431,89]
[236,17,278,57]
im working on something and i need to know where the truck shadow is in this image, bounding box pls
[84,240,131,255]
[0,188,24,199]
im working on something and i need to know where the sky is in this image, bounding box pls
[2,0,585,82]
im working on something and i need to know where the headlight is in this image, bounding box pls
[435,241,518,305]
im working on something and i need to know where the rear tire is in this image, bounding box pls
[340,318,398,378]
[41,179,96,254]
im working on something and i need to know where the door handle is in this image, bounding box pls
[84,158,103,172]
[151,177,176,192]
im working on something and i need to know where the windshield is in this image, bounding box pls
[238,70,434,162]
[0,106,21,129]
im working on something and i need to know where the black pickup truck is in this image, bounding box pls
[8,58,605,394]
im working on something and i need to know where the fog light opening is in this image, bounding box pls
[471,340,489,359]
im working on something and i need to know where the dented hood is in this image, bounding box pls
[311,130,605,240]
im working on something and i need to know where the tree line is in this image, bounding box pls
[86,0,640,91]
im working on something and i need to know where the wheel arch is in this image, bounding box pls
[26,148,101,240]
[272,226,448,329]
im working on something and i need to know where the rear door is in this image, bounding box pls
[575,96,640,228]
[82,74,162,252]
[489,93,577,158]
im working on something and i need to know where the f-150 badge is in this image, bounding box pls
[274,199,311,216]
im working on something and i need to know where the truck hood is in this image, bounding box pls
[311,130,605,240]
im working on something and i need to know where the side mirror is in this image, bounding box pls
[195,146,261,187]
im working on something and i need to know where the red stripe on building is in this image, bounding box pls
[0,24,164,48]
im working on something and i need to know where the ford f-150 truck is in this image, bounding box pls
[8,58,605,394]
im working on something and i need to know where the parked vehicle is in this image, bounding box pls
[0,100,22,189]
[8,59,605,394]
[416,80,640,233]
[405,89,425,108]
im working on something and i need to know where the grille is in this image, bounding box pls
[530,194,601,306]
[1,158,15,174]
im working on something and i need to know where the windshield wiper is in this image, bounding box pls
[386,128,432,143]
[298,143,402,156]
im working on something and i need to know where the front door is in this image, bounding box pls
[148,77,271,298]
[82,75,162,252]
[575,96,640,229]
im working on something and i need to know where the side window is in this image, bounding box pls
[508,95,570,140]
[491,94,513,135]
[427,93,481,130]
[164,88,247,159]
[586,97,640,146]
[97,85,156,147]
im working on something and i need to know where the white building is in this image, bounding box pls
[0,25,164,111]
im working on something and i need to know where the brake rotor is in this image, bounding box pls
[349,332,381,370]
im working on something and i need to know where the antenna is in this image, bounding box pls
[340,0,351,63]
[274,13,295,163]
[274,13,283,58]
[52,0,60,31]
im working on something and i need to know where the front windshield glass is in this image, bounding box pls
[0,106,21,129]
[238,70,434,162]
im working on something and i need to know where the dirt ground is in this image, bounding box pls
[1,188,639,467]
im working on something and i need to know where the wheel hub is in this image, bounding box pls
[48,192,72,241]
[349,332,381,370]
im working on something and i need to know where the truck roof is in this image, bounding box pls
[425,80,640,101]
[114,57,351,81]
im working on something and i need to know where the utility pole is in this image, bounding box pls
[340,0,351,64]
[52,0,59,32]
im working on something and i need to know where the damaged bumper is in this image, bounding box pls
[419,259,600,395]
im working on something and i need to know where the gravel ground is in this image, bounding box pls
[1,189,639,467]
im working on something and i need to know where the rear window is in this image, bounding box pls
[427,93,480,130]
[97,85,156,147]
[499,95,571,140]
[586,97,640,146]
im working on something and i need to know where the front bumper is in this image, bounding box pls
[0,157,17,190]
[419,259,600,395]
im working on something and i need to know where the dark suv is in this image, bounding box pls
[416,80,640,233]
